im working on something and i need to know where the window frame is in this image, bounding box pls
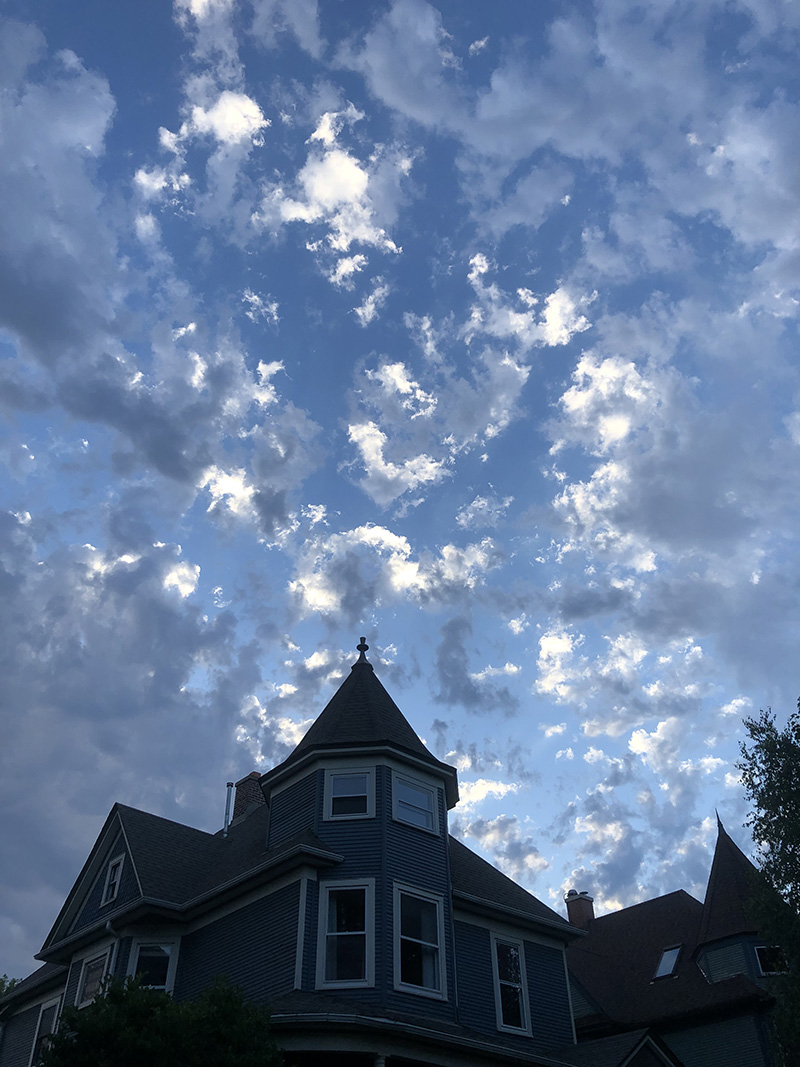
[100,854,125,906]
[128,938,180,994]
[392,771,439,835]
[76,950,109,1008]
[323,769,375,822]
[28,995,62,1067]
[653,944,682,979]
[393,883,446,1000]
[316,879,375,989]
[756,944,787,976]
[491,934,532,1035]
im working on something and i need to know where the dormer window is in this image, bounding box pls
[654,945,681,978]
[101,855,124,905]
[392,772,438,834]
[324,770,374,820]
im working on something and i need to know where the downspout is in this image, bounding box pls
[222,781,234,838]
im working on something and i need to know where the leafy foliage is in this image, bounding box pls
[39,976,282,1067]
[0,974,18,997]
[738,701,800,1066]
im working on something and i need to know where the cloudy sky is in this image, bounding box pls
[2,0,799,980]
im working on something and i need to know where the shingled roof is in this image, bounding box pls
[264,640,458,804]
[697,817,760,945]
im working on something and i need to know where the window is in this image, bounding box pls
[756,945,787,975]
[30,997,60,1066]
[395,886,445,997]
[317,881,374,988]
[393,775,437,833]
[324,770,374,820]
[654,945,681,978]
[492,936,531,1033]
[101,855,124,905]
[130,942,178,993]
[77,952,108,1006]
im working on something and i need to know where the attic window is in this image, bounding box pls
[101,855,124,905]
[654,945,681,978]
[756,945,787,975]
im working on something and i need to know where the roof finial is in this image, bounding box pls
[356,636,369,662]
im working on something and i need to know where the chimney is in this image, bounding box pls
[565,889,595,929]
[232,771,266,820]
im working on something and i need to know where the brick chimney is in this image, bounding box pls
[232,771,266,820]
[565,889,595,929]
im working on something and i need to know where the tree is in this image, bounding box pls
[738,701,800,1066]
[0,975,18,997]
[39,976,283,1067]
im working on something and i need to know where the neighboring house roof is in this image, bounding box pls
[449,836,575,937]
[263,641,458,804]
[696,817,760,945]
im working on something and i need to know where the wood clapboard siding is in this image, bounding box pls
[70,833,139,934]
[114,937,132,980]
[664,1013,770,1067]
[0,1003,40,1067]
[172,880,300,1004]
[267,772,318,849]
[525,939,573,1050]
[64,958,82,1007]
[699,939,749,983]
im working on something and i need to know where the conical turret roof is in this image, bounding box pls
[697,817,760,945]
[263,639,458,806]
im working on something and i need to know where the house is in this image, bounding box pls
[565,818,777,1066]
[0,640,682,1067]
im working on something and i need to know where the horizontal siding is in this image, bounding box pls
[268,772,318,849]
[0,1003,39,1067]
[700,940,749,983]
[526,940,573,1050]
[173,880,299,1004]
[64,959,82,1008]
[114,937,132,980]
[454,920,496,1033]
[71,834,139,933]
[664,1013,770,1067]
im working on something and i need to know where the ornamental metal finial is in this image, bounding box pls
[356,636,369,662]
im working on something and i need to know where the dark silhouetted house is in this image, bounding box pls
[566,819,777,1066]
[0,642,685,1067]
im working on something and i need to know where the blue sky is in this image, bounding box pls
[2,0,800,979]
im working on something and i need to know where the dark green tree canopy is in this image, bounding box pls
[40,977,282,1067]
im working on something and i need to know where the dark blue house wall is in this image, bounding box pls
[525,939,573,1050]
[663,1012,772,1067]
[454,919,495,1033]
[0,1003,40,1067]
[267,771,318,849]
[173,880,299,1005]
[71,833,139,934]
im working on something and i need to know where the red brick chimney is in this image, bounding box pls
[232,771,266,820]
[565,889,595,929]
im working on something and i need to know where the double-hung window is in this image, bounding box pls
[101,855,124,905]
[492,936,531,1033]
[393,774,437,832]
[30,996,61,1065]
[324,770,374,820]
[317,880,374,988]
[130,941,178,993]
[77,951,108,1007]
[394,885,445,997]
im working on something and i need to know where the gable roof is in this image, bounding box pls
[263,642,458,804]
[449,835,576,938]
[697,818,760,945]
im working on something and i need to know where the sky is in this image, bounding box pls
[1,0,799,981]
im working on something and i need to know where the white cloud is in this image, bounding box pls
[354,278,390,326]
[348,421,450,506]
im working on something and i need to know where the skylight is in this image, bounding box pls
[654,946,681,979]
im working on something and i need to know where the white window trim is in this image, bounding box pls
[391,770,439,835]
[76,950,110,1007]
[491,933,532,1035]
[393,882,446,1000]
[756,944,787,976]
[316,879,375,989]
[100,854,125,906]
[323,768,375,821]
[128,938,181,994]
[28,995,62,1067]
